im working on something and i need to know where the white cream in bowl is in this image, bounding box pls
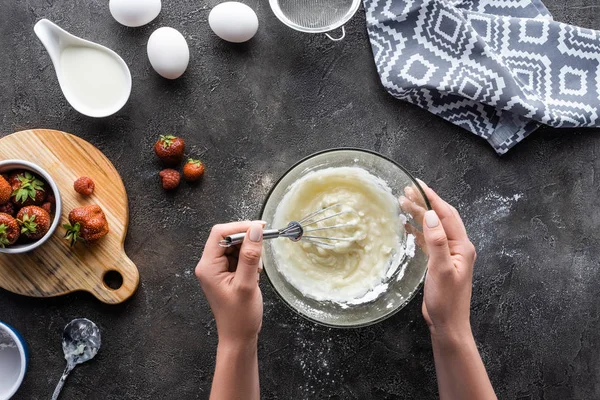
[271,167,406,303]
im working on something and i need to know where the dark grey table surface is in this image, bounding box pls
[1,0,599,399]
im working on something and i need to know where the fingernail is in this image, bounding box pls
[404,186,415,200]
[416,178,427,187]
[398,196,406,207]
[249,223,263,242]
[425,210,439,228]
[254,220,267,226]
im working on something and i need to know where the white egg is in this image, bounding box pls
[147,27,189,79]
[208,2,259,43]
[109,0,161,27]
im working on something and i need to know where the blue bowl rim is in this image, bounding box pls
[0,321,28,398]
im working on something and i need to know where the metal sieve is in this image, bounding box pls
[269,0,361,41]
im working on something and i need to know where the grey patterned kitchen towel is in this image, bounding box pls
[364,0,600,154]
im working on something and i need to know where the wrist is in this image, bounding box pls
[429,323,473,348]
[218,335,258,353]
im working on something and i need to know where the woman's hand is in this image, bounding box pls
[196,221,264,400]
[401,181,476,337]
[402,183,496,400]
[195,221,265,345]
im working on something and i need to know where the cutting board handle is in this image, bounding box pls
[91,253,139,304]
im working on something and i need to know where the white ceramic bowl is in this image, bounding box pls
[0,160,62,254]
[0,322,28,399]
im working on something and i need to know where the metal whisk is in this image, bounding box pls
[219,203,358,249]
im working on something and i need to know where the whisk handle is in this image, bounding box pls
[219,229,280,247]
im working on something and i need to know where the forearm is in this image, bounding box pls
[210,338,260,400]
[431,328,496,400]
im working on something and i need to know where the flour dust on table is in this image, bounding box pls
[459,189,525,253]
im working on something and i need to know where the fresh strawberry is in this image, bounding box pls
[154,135,185,165]
[10,170,46,207]
[74,176,95,196]
[17,206,51,241]
[0,202,15,216]
[42,193,56,214]
[0,175,11,204]
[41,202,52,214]
[7,171,21,187]
[63,205,109,246]
[0,212,20,247]
[159,169,180,190]
[183,159,205,182]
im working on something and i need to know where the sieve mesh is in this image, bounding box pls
[272,0,359,32]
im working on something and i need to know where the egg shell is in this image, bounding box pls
[208,2,259,43]
[109,0,161,27]
[147,27,190,79]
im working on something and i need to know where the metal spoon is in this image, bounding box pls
[51,318,101,400]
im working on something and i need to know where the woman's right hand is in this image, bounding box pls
[196,222,264,400]
[401,181,476,338]
[195,221,265,345]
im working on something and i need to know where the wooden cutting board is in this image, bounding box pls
[0,129,139,304]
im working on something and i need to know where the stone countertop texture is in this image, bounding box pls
[1,0,599,399]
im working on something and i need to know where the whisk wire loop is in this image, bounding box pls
[219,203,358,249]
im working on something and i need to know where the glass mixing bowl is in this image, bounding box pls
[261,148,431,328]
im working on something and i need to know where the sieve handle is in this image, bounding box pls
[325,26,346,41]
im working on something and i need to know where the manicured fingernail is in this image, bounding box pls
[404,186,415,200]
[425,210,439,228]
[249,223,263,242]
[398,196,406,207]
[254,220,267,226]
[416,178,427,187]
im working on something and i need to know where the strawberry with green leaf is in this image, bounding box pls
[64,205,109,246]
[10,171,46,207]
[154,135,185,165]
[183,159,205,182]
[0,212,20,247]
[17,205,51,241]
